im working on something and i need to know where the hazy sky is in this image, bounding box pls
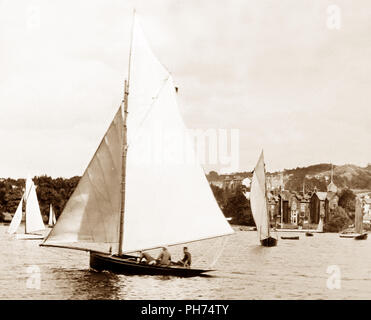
[1,0,371,178]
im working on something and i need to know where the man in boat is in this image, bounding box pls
[176,247,192,268]
[156,247,172,267]
[137,251,156,265]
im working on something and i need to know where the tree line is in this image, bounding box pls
[210,182,360,232]
[0,175,80,222]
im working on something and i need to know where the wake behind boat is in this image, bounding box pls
[40,12,234,277]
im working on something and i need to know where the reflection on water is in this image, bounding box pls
[58,269,122,300]
[0,224,370,299]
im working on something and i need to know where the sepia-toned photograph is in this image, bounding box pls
[0,0,370,306]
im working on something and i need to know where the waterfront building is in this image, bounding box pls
[278,190,291,224]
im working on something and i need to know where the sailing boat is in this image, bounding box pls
[48,204,56,227]
[8,176,45,240]
[339,197,367,239]
[41,13,234,277]
[354,197,367,240]
[250,151,277,247]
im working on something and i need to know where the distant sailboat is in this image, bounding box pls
[250,151,277,247]
[8,176,45,240]
[48,204,56,227]
[354,197,367,240]
[339,197,367,239]
[41,13,234,277]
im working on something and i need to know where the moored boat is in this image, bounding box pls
[339,233,357,238]
[354,233,368,240]
[281,236,299,240]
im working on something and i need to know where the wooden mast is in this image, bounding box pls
[118,10,135,256]
[118,80,129,256]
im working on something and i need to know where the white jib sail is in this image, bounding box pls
[48,204,56,226]
[25,181,45,233]
[7,197,23,234]
[42,108,124,252]
[250,151,270,241]
[122,15,233,253]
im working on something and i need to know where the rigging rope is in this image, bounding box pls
[208,236,229,269]
[126,77,170,149]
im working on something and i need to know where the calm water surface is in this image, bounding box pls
[0,224,370,299]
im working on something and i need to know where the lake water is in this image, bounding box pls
[0,224,370,300]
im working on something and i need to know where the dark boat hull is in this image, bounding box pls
[89,252,213,277]
[260,237,277,247]
[354,233,368,240]
[305,232,313,237]
[281,236,300,240]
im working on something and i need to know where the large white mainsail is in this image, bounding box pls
[25,181,45,233]
[43,14,233,254]
[122,15,233,253]
[250,151,270,241]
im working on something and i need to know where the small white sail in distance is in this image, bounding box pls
[7,196,23,234]
[25,180,45,233]
[48,204,56,226]
[7,175,33,234]
[8,176,45,234]
[250,151,270,241]
[42,14,233,254]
